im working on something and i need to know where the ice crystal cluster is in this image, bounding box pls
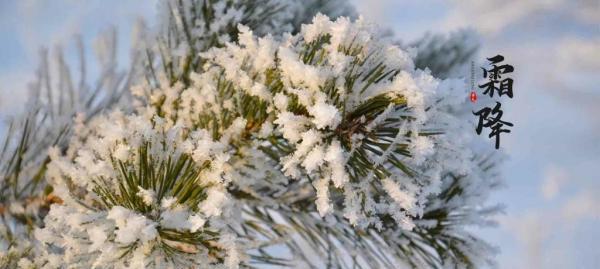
[1,1,503,268]
[33,112,238,268]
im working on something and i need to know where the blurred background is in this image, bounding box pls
[0,1,598,268]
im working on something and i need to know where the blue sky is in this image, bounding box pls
[1,1,599,268]
[353,1,599,268]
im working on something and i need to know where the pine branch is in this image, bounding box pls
[411,30,479,79]
[0,29,139,256]
[143,0,356,88]
[2,2,505,268]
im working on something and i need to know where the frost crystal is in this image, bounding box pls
[0,4,503,268]
[35,114,240,268]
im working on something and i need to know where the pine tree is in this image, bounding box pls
[1,1,502,268]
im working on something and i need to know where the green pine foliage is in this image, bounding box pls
[0,1,503,268]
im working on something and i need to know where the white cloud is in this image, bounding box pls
[441,0,562,35]
[433,0,599,36]
[561,191,600,222]
[555,37,600,73]
[503,214,546,269]
[500,189,600,269]
[540,165,569,200]
[569,0,600,24]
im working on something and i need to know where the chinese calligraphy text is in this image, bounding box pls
[473,55,514,149]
